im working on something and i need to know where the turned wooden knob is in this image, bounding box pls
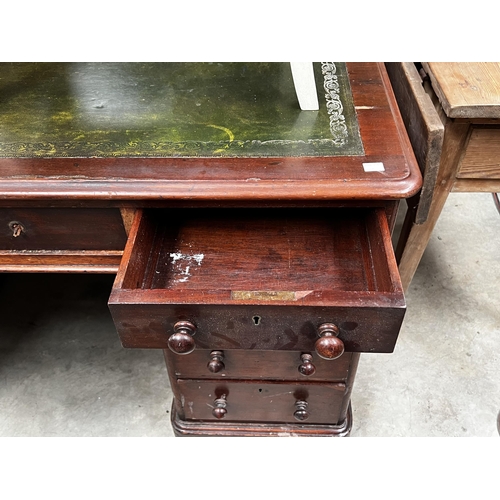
[294,400,309,421]
[298,353,316,376]
[212,394,227,419]
[207,351,225,373]
[315,323,344,360]
[167,320,196,355]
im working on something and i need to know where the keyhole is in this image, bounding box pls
[252,315,261,326]
[8,221,24,238]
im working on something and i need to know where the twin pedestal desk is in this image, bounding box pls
[0,62,421,436]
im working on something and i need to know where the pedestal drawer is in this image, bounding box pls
[164,349,353,382]
[0,208,127,272]
[174,379,346,425]
[109,207,406,354]
[0,208,127,250]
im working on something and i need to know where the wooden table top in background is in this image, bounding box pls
[424,62,500,119]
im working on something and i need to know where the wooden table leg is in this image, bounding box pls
[397,118,470,291]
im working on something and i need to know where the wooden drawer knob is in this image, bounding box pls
[298,353,316,376]
[294,400,309,421]
[315,323,344,360]
[212,394,228,419]
[207,351,225,373]
[167,320,196,355]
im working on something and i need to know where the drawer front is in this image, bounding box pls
[109,207,406,354]
[110,302,405,353]
[458,126,500,179]
[164,349,353,382]
[0,208,127,250]
[175,379,346,425]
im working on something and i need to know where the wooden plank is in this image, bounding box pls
[385,62,444,223]
[120,207,137,235]
[0,249,122,272]
[457,126,500,179]
[396,117,470,291]
[0,265,118,273]
[424,62,500,119]
[452,178,500,192]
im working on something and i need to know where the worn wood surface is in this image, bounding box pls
[163,349,353,382]
[170,402,353,437]
[0,63,362,158]
[423,62,500,119]
[395,62,500,291]
[385,62,444,224]
[0,62,418,436]
[452,178,500,192]
[119,208,137,235]
[0,63,421,204]
[109,207,405,354]
[0,207,126,272]
[397,115,470,290]
[174,378,346,424]
[457,126,500,179]
[0,250,121,273]
[169,351,360,436]
[0,208,126,250]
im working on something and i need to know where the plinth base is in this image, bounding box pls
[171,402,352,437]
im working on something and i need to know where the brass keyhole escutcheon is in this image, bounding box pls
[8,221,24,238]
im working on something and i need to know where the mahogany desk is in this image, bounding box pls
[0,62,421,436]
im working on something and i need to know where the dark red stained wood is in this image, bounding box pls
[0,63,421,203]
[0,250,121,273]
[163,349,353,382]
[0,207,126,272]
[173,378,346,425]
[169,352,360,436]
[0,208,126,250]
[109,207,405,354]
[170,404,353,437]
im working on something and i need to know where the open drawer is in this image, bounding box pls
[108,207,405,354]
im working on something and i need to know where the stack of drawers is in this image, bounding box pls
[109,205,405,436]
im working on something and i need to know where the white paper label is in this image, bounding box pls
[363,162,385,172]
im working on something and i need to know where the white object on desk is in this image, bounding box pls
[290,62,319,110]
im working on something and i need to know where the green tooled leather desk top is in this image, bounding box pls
[0,62,363,158]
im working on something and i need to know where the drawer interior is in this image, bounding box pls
[118,207,402,297]
[109,207,405,353]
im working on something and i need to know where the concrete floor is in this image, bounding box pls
[0,192,499,437]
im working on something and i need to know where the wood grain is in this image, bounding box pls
[457,126,500,179]
[163,349,353,382]
[424,62,500,118]
[0,63,421,203]
[397,116,470,290]
[174,378,346,424]
[170,403,353,437]
[0,250,121,272]
[0,208,126,250]
[385,62,444,224]
[109,207,406,354]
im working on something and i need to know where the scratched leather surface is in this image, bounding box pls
[0,62,363,158]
